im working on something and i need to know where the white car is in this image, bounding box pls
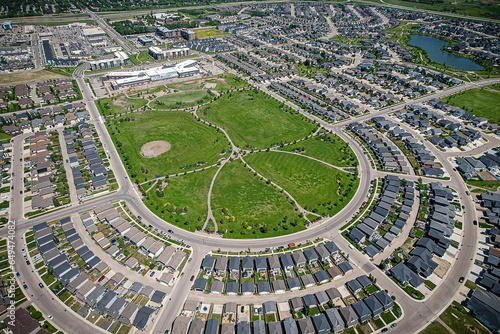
[48,315,53,320]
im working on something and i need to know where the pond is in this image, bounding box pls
[408,35,483,71]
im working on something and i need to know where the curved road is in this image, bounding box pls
[6,61,498,334]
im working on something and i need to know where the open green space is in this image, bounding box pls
[439,301,490,334]
[211,160,306,238]
[419,321,451,334]
[150,90,212,109]
[96,95,148,116]
[362,0,500,20]
[108,110,230,181]
[199,90,317,149]
[281,132,358,167]
[144,167,216,232]
[195,27,227,39]
[0,70,66,86]
[167,74,248,92]
[442,84,500,124]
[245,152,359,217]
[138,51,155,62]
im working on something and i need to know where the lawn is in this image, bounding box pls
[439,301,490,334]
[381,310,396,324]
[96,95,148,115]
[144,167,217,232]
[281,132,358,167]
[419,321,451,334]
[442,84,500,124]
[109,110,230,181]
[167,74,248,92]
[204,74,249,91]
[138,51,154,62]
[244,152,359,217]
[211,160,306,238]
[0,70,66,85]
[199,90,317,149]
[150,90,212,109]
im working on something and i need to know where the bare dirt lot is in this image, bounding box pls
[433,257,451,278]
[141,140,171,158]
[0,70,66,86]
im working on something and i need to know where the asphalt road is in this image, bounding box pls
[6,59,496,334]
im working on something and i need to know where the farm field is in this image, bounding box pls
[442,84,500,124]
[96,95,148,115]
[211,160,305,238]
[144,167,217,232]
[245,152,359,217]
[108,110,230,182]
[199,90,317,149]
[281,132,358,167]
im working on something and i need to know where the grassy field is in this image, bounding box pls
[109,110,230,181]
[419,321,451,334]
[199,90,317,149]
[203,74,249,91]
[211,160,306,238]
[167,74,248,92]
[144,168,216,231]
[442,84,500,124]
[138,51,155,62]
[281,132,358,167]
[195,27,226,39]
[0,70,66,86]
[363,0,500,19]
[439,301,490,334]
[150,90,212,109]
[245,152,359,216]
[96,95,148,115]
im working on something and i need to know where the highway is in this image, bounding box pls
[84,10,136,54]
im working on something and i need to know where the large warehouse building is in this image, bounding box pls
[106,59,200,89]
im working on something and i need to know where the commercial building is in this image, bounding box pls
[107,59,200,89]
[148,47,190,60]
[82,27,107,38]
[90,51,131,71]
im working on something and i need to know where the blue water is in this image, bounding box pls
[408,35,483,71]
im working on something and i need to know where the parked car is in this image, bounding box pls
[459,277,465,283]
[381,329,388,333]
[391,323,397,328]
[150,271,155,277]
[23,284,28,290]
[190,275,194,281]
[48,315,53,320]
[39,283,43,288]
[473,220,478,225]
